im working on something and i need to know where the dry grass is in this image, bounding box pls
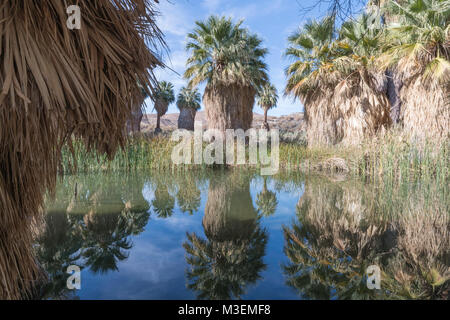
[0,0,164,299]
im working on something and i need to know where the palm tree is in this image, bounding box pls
[184,16,268,132]
[256,84,278,130]
[177,87,202,131]
[154,81,175,133]
[285,14,391,146]
[379,0,450,140]
[285,16,339,146]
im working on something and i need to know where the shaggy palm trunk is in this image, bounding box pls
[154,99,168,133]
[400,77,449,141]
[304,70,391,147]
[126,104,144,134]
[303,88,339,146]
[203,84,256,133]
[334,72,391,146]
[385,69,403,124]
[0,0,162,299]
[178,108,197,131]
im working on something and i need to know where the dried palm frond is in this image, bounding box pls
[0,0,164,299]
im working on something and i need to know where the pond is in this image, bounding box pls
[38,170,449,300]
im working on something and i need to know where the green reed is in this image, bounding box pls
[61,134,449,184]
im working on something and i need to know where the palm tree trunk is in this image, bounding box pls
[155,114,161,133]
[262,108,270,130]
[385,70,403,124]
[204,84,256,132]
[178,108,196,131]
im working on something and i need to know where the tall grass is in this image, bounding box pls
[61,133,449,183]
[279,133,449,183]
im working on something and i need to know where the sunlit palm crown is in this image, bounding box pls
[285,11,384,100]
[257,84,278,110]
[154,81,175,104]
[176,87,202,110]
[284,15,336,98]
[184,15,269,89]
[380,0,450,82]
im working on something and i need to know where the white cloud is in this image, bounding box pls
[156,1,193,36]
[222,0,284,21]
[202,0,223,12]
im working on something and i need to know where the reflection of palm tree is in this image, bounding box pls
[256,177,278,217]
[42,173,151,281]
[35,212,82,299]
[152,184,175,218]
[183,171,268,300]
[283,176,449,300]
[176,175,201,215]
[81,212,132,274]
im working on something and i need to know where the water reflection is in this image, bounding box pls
[183,171,268,300]
[3,170,445,300]
[151,174,175,219]
[37,174,150,298]
[256,176,278,217]
[283,176,449,300]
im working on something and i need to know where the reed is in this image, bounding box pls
[61,133,449,184]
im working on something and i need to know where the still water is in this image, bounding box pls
[39,170,449,300]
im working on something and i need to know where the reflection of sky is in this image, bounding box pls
[52,174,303,300]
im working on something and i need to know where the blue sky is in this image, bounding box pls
[146,0,338,116]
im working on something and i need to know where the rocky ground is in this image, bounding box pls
[141,111,305,133]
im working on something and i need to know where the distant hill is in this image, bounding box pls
[141,111,305,133]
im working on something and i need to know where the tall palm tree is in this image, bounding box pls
[285,14,391,146]
[184,16,269,132]
[379,0,450,140]
[154,81,175,133]
[256,84,278,130]
[285,16,340,146]
[177,87,202,131]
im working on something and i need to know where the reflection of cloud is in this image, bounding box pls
[119,242,184,284]
[155,213,200,230]
[90,240,188,299]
